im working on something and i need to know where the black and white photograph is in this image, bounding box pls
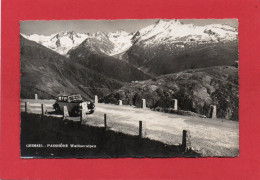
[20,19,239,158]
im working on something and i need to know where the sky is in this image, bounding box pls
[20,19,238,35]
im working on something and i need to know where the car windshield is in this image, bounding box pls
[68,94,83,101]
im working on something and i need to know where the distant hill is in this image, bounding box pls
[20,36,124,100]
[101,66,239,120]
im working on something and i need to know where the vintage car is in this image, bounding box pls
[53,94,95,116]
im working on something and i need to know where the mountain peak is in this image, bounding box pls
[154,19,182,27]
[168,19,182,25]
[56,30,78,37]
[20,33,28,38]
[155,19,166,24]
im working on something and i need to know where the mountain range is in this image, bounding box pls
[20,36,149,99]
[20,20,239,120]
[21,30,133,56]
[22,20,238,76]
[122,20,238,76]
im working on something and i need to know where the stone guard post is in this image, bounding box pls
[63,106,69,120]
[173,99,178,111]
[142,99,146,108]
[182,130,191,152]
[139,121,142,138]
[210,105,217,119]
[41,104,47,116]
[25,102,30,113]
[80,102,88,124]
[104,114,107,130]
[94,95,98,104]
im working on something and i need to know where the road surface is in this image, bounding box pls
[20,99,239,157]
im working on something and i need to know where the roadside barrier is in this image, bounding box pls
[94,95,98,104]
[139,121,142,138]
[182,130,192,152]
[25,102,30,113]
[63,106,69,120]
[104,114,107,131]
[210,105,217,118]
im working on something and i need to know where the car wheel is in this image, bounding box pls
[70,107,80,117]
[54,104,61,113]
[88,110,94,114]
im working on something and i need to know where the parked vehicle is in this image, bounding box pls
[53,94,95,116]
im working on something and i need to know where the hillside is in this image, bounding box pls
[67,38,152,82]
[101,66,239,120]
[20,36,124,99]
[123,41,238,76]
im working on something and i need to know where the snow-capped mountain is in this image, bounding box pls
[21,30,133,56]
[21,31,89,55]
[131,19,237,47]
[123,20,238,76]
[21,19,238,76]
[21,20,237,58]
[66,33,151,82]
[106,30,133,55]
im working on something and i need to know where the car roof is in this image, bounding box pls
[57,94,81,97]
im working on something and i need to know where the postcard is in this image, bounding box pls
[20,19,239,158]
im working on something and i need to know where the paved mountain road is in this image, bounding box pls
[20,99,239,157]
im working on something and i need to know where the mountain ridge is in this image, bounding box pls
[21,20,238,58]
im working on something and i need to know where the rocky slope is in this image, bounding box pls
[101,66,239,120]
